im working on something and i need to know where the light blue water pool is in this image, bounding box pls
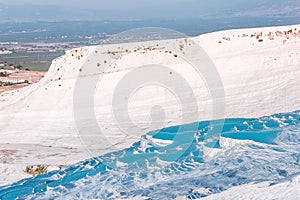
[1,110,300,199]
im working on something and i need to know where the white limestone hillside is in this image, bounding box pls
[0,25,299,186]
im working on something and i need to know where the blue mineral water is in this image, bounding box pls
[1,110,300,199]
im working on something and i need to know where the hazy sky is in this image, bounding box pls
[0,0,276,10]
[0,0,293,20]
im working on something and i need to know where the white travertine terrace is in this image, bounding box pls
[0,25,299,192]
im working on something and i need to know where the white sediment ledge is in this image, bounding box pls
[202,175,300,200]
[0,25,299,187]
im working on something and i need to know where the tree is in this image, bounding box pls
[15,65,23,70]
[0,72,8,77]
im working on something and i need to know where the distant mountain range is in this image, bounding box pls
[0,1,299,23]
[234,0,300,17]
